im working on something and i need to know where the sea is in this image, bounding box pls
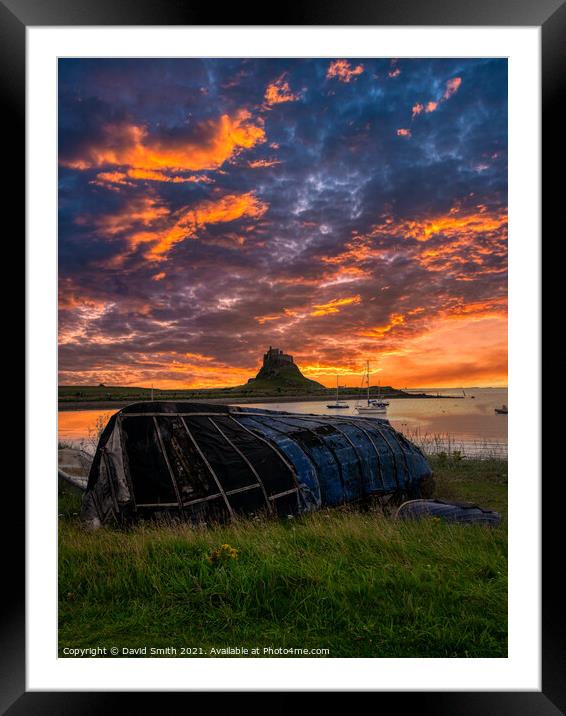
[58,387,507,458]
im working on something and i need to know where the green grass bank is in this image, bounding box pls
[58,382,431,406]
[58,456,507,658]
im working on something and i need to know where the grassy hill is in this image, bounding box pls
[59,382,429,404]
[237,365,325,396]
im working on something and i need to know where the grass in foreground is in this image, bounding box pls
[58,457,507,658]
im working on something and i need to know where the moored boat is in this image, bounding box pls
[327,375,348,408]
[356,361,389,414]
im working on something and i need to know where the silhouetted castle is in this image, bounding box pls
[263,346,294,368]
[250,346,301,381]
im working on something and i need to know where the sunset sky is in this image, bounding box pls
[58,58,507,389]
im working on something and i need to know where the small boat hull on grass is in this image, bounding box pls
[395,499,501,526]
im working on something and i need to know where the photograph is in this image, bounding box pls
[56,56,509,659]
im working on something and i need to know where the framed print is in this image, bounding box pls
[9,0,559,709]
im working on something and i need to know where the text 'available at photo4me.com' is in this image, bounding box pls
[61,645,331,657]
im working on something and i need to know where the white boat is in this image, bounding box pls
[327,376,348,409]
[356,361,389,414]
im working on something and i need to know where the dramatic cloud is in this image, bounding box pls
[311,295,362,316]
[444,76,463,100]
[412,103,424,118]
[326,59,364,82]
[264,74,301,105]
[61,110,265,173]
[411,77,462,122]
[59,58,508,388]
[123,191,268,261]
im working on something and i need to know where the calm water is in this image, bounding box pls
[58,387,507,457]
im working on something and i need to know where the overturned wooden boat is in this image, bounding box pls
[81,402,434,528]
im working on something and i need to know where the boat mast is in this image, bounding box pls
[367,360,370,405]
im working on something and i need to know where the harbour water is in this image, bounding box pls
[58,387,507,458]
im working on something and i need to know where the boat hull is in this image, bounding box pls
[396,499,501,526]
[81,401,433,527]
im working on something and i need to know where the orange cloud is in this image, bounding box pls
[85,197,169,237]
[359,313,406,337]
[321,235,386,266]
[291,309,507,389]
[444,77,462,100]
[319,205,507,284]
[311,295,361,316]
[255,314,282,325]
[92,171,134,187]
[413,100,438,118]
[62,110,265,173]
[411,77,462,122]
[326,60,364,83]
[440,297,507,322]
[318,265,370,287]
[412,103,424,119]
[254,307,301,325]
[126,168,213,183]
[247,158,281,168]
[397,128,411,137]
[377,314,507,388]
[264,74,300,105]
[401,207,508,243]
[93,169,213,187]
[59,354,254,390]
[127,191,268,261]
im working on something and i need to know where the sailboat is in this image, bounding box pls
[356,361,389,414]
[327,376,348,409]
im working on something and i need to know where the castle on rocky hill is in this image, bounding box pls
[247,346,316,385]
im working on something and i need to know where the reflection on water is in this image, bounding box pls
[233,388,508,457]
[58,387,507,458]
[58,409,117,454]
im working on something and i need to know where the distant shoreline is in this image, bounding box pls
[58,392,461,411]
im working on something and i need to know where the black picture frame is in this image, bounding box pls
[8,0,559,710]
